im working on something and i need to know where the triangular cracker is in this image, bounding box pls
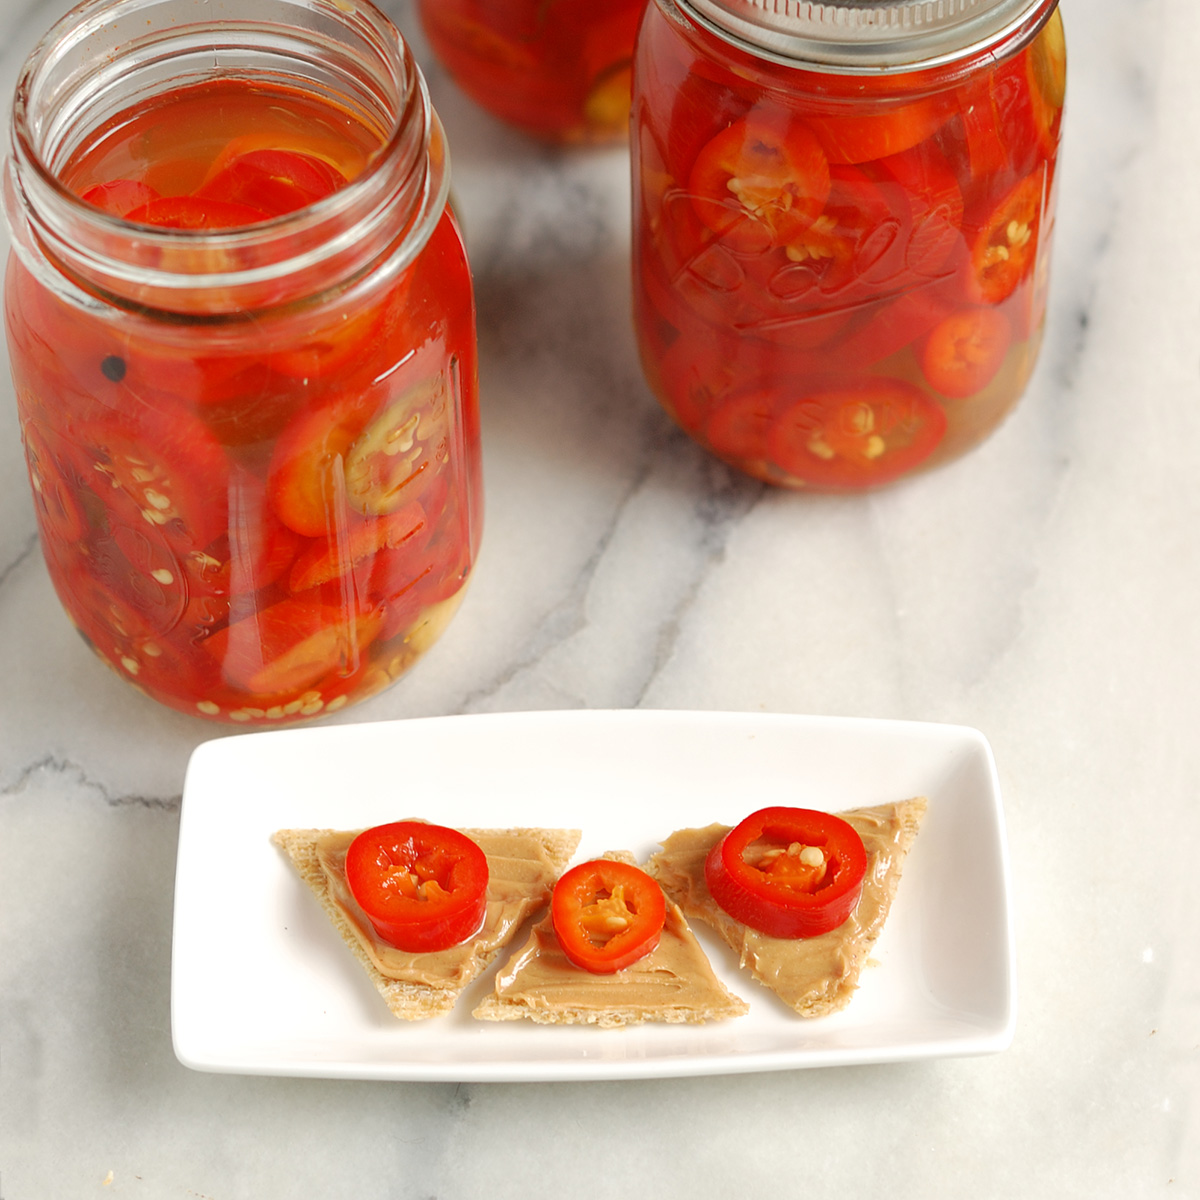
[646,799,927,1018]
[472,851,749,1028]
[272,824,581,1020]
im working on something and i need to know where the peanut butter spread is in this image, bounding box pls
[647,799,928,1018]
[474,852,749,1026]
[315,828,564,990]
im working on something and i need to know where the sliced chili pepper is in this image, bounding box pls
[72,410,230,551]
[920,306,1012,398]
[268,374,445,537]
[80,179,161,218]
[267,392,362,536]
[704,806,868,938]
[123,195,269,229]
[704,388,782,465]
[95,520,195,641]
[344,821,490,953]
[956,56,1038,187]
[60,561,220,700]
[957,80,1011,181]
[656,331,738,434]
[768,378,947,490]
[830,274,960,367]
[189,362,310,445]
[205,597,383,696]
[268,281,404,383]
[1026,11,1066,157]
[968,173,1042,304]
[371,512,471,642]
[21,418,89,545]
[688,114,830,252]
[369,537,454,643]
[873,143,964,282]
[205,468,302,593]
[551,859,667,974]
[287,502,428,593]
[664,70,754,187]
[645,193,827,350]
[775,164,910,302]
[654,164,894,352]
[195,148,346,217]
[805,93,953,166]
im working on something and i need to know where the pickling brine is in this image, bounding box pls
[632,0,1065,489]
[418,0,648,143]
[4,0,482,723]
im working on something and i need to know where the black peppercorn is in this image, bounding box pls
[100,354,126,382]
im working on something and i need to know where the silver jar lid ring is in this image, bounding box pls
[681,0,1054,70]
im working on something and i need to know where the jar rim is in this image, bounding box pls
[4,0,448,315]
[677,0,1058,70]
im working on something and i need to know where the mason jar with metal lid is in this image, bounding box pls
[418,0,649,144]
[631,0,1065,490]
[4,0,483,724]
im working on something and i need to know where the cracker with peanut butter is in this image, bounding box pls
[472,852,750,1028]
[272,824,581,1020]
[647,799,927,1018]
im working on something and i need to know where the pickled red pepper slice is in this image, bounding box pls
[91,146,347,228]
[345,821,490,953]
[805,93,952,166]
[196,148,346,215]
[688,115,830,250]
[80,179,160,217]
[551,859,667,974]
[920,307,1012,398]
[969,174,1042,304]
[1027,11,1067,155]
[206,598,384,696]
[768,379,947,490]
[124,195,268,228]
[21,419,88,544]
[704,807,867,938]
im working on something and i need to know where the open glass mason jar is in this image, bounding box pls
[632,0,1065,490]
[4,0,483,724]
[418,0,648,143]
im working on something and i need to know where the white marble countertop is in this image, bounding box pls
[2,0,1197,1194]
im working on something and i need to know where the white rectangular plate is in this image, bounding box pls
[171,709,1014,1081]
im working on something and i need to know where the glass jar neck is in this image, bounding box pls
[670,0,1058,74]
[4,0,448,317]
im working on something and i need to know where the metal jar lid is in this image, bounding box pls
[678,0,1053,70]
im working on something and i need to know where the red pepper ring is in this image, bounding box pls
[704,807,867,939]
[344,821,489,953]
[551,859,667,974]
